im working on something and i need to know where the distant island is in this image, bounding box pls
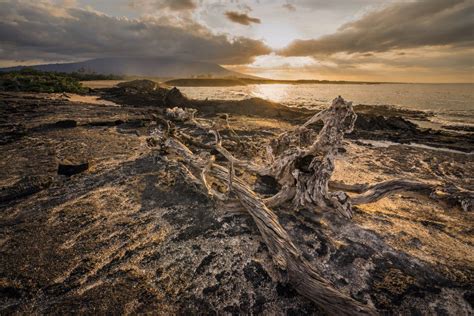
[164,78,388,87]
[0,68,397,93]
[1,58,396,86]
[0,57,252,79]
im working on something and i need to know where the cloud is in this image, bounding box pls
[230,46,474,83]
[0,1,270,65]
[280,0,474,56]
[282,4,296,12]
[128,0,196,11]
[225,11,261,26]
[286,0,388,12]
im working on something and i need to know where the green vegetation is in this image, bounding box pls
[0,68,123,93]
[0,68,88,93]
[66,68,124,81]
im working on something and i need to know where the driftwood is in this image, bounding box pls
[163,97,473,214]
[165,97,358,217]
[328,179,473,211]
[148,96,472,314]
[161,137,374,315]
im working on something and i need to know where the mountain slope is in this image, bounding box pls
[0,57,253,79]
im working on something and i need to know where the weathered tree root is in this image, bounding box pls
[148,96,472,314]
[331,179,433,205]
[163,98,473,213]
[329,179,473,211]
[164,97,360,218]
[163,137,375,315]
[255,96,358,218]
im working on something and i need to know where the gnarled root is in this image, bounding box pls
[162,96,472,217]
[148,95,473,314]
[346,179,432,205]
[146,95,474,315]
[162,136,375,315]
[329,179,473,211]
[210,96,358,218]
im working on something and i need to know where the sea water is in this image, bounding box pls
[179,83,474,129]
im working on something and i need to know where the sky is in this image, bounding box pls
[0,0,473,83]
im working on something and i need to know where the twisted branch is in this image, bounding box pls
[162,136,375,315]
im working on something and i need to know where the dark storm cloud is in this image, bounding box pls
[225,11,261,26]
[280,0,474,56]
[0,1,270,64]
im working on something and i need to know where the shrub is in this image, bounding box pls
[0,68,89,93]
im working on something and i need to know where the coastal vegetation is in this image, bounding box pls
[0,68,122,93]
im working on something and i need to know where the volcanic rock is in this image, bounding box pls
[54,119,77,128]
[163,87,187,106]
[57,161,89,176]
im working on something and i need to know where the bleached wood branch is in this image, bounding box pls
[162,136,375,315]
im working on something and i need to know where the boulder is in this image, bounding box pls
[355,114,417,132]
[57,162,89,176]
[103,80,179,107]
[385,116,418,130]
[54,120,77,128]
[163,87,186,106]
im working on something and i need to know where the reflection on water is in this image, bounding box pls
[179,83,474,127]
[250,84,292,104]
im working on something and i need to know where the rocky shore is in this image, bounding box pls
[0,82,472,314]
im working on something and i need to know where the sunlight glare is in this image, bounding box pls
[250,84,293,103]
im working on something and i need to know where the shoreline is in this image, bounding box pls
[82,79,474,133]
[94,81,474,153]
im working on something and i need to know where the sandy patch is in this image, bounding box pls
[65,94,120,106]
[80,80,126,89]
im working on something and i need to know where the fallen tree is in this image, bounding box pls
[147,96,473,315]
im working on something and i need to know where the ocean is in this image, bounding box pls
[178,83,474,130]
